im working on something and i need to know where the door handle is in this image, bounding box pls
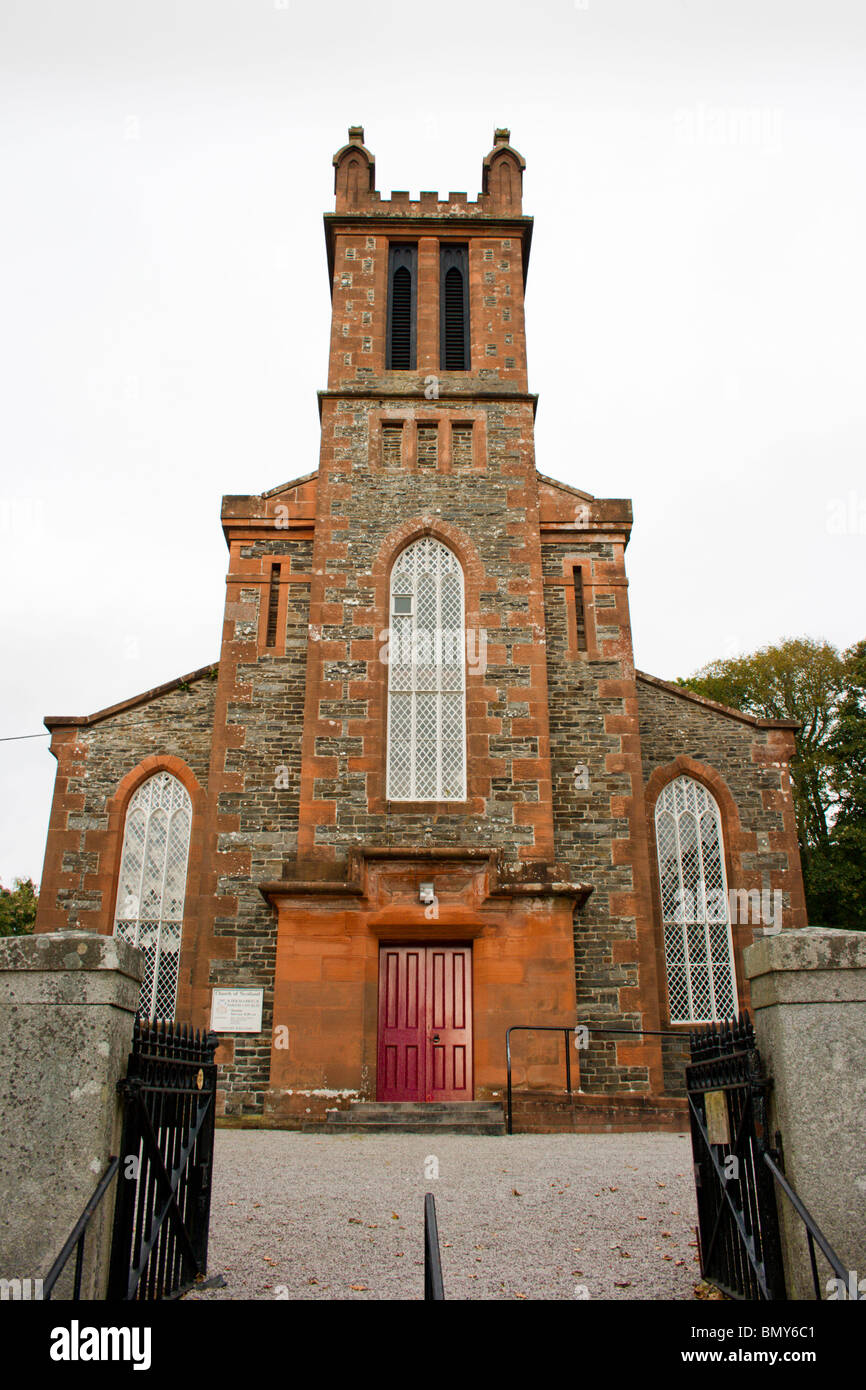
[431,1034,441,1043]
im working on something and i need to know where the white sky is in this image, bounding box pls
[1,0,864,885]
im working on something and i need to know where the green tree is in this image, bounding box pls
[0,877,39,936]
[677,637,866,930]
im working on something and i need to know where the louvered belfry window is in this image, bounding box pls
[654,775,738,1024]
[440,245,470,369]
[387,244,417,369]
[113,771,192,1020]
[387,538,466,801]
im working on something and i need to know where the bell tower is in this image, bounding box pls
[298,126,555,864]
[325,125,531,395]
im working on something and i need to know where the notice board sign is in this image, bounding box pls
[210,987,264,1034]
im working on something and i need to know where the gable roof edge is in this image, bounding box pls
[44,662,220,731]
[635,669,801,731]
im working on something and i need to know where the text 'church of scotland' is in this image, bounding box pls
[36,129,808,1130]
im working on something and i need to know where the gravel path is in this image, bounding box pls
[187,1129,700,1301]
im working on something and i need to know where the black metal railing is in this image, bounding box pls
[424,1193,445,1301]
[763,1150,854,1299]
[505,1022,682,1134]
[687,1013,787,1299]
[687,1014,856,1300]
[42,1155,121,1300]
[108,1019,219,1301]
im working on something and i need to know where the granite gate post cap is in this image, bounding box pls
[745,927,866,1008]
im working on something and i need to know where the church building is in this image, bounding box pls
[35,128,807,1130]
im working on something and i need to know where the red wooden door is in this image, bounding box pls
[377,945,473,1102]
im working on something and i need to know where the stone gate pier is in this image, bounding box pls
[0,930,141,1298]
[745,927,866,1300]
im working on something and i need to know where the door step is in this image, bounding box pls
[310,1100,506,1135]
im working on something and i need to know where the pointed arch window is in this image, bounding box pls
[387,537,466,801]
[440,244,470,369]
[654,775,738,1023]
[387,244,417,369]
[113,771,192,1020]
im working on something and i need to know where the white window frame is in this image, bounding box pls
[113,770,192,1020]
[654,774,738,1024]
[386,537,467,802]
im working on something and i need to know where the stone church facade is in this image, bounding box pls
[35,128,807,1129]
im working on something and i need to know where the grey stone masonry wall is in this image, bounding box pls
[40,672,218,930]
[0,931,142,1299]
[310,396,547,858]
[637,677,793,877]
[211,538,311,1113]
[745,928,866,1301]
[543,541,650,1095]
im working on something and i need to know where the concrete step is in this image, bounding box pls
[344,1101,503,1117]
[312,1100,506,1135]
[313,1122,507,1135]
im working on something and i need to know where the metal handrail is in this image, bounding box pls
[762,1151,855,1299]
[424,1193,445,1301]
[505,1023,684,1134]
[43,1155,121,1300]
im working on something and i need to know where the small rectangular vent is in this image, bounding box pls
[382,421,403,468]
[416,425,439,468]
[266,563,281,648]
[451,423,473,468]
[574,569,588,652]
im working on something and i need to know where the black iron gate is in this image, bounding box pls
[108,1018,219,1300]
[686,1012,786,1300]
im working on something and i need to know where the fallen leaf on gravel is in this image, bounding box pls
[661,1231,672,1238]
[675,1261,685,1267]
[308,1278,318,1285]
[350,1284,368,1291]
[694,1280,725,1301]
[348,1218,362,1224]
[263,1258,276,1265]
[637,1215,647,1221]
[656,1182,667,1189]
[614,1281,632,1288]
[609,1186,618,1192]
[396,1253,404,1258]
[572,1270,584,1277]
[514,1293,527,1300]
[511,1188,522,1196]
[619,1252,631,1258]
[391,1212,400,1220]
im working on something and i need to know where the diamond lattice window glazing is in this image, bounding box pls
[113,771,192,1020]
[386,538,466,801]
[654,775,738,1024]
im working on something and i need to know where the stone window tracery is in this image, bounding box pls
[386,538,466,801]
[113,771,192,1020]
[654,774,738,1023]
